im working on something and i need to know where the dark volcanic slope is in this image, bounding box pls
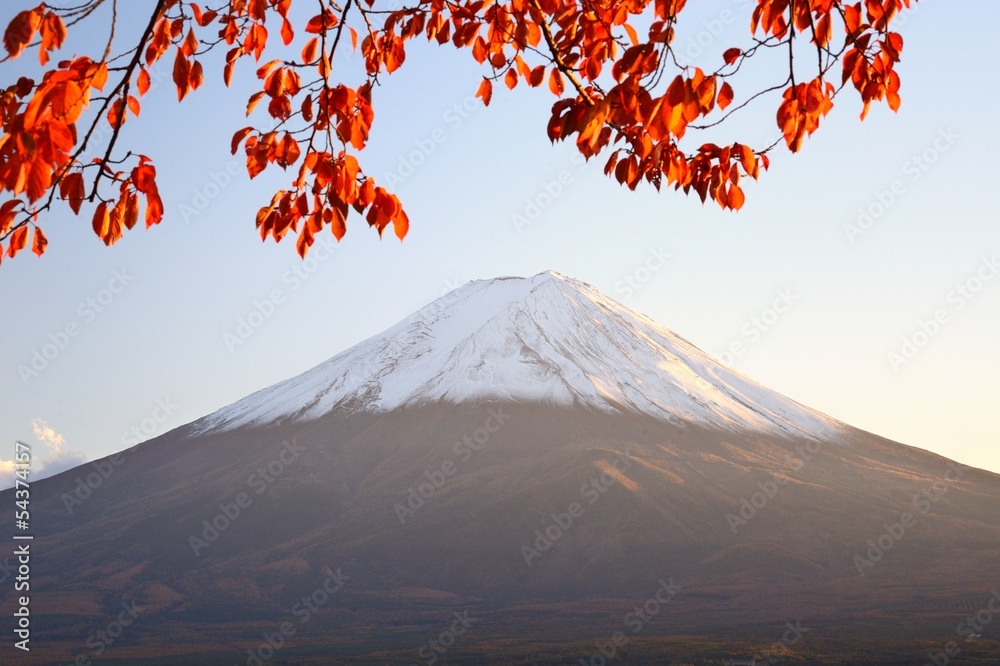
[3,404,1000,663]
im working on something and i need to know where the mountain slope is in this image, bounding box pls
[194,271,844,441]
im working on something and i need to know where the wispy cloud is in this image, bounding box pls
[0,419,87,489]
[32,418,66,449]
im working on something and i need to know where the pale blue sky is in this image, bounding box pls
[2,0,997,481]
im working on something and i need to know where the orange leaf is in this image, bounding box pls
[137,68,151,96]
[4,10,40,59]
[246,90,266,115]
[145,190,164,227]
[0,200,19,235]
[331,203,347,240]
[548,68,564,96]
[623,23,639,47]
[31,226,47,256]
[6,225,27,258]
[296,226,314,257]
[123,191,139,230]
[25,160,51,203]
[231,127,253,155]
[728,183,745,210]
[249,0,268,21]
[60,172,85,214]
[476,78,492,106]
[107,97,127,128]
[718,81,734,110]
[529,65,545,87]
[301,37,318,63]
[173,50,191,101]
[92,201,110,239]
[723,48,741,65]
[189,60,204,90]
[393,208,409,240]
[281,18,294,45]
[39,12,66,65]
[181,27,198,56]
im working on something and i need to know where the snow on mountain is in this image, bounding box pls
[192,271,846,440]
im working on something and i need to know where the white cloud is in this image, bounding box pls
[0,419,88,490]
[0,459,15,489]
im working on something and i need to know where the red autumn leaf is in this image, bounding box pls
[476,78,493,106]
[189,60,204,91]
[6,225,28,257]
[4,10,41,59]
[301,37,318,63]
[137,68,151,96]
[123,191,139,230]
[717,81,734,110]
[728,183,745,210]
[548,69,564,96]
[0,0,922,264]
[173,50,192,100]
[529,65,545,87]
[39,12,66,65]
[249,0,268,22]
[31,225,47,256]
[59,172,86,214]
[295,226,313,257]
[92,202,110,240]
[181,28,198,57]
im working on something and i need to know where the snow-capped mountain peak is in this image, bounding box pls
[193,271,844,440]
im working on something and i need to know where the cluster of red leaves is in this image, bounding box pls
[0,4,165,262]
[0,0,915,264]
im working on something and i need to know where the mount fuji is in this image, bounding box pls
[194,270,842,440]
[3,271,1000,664]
